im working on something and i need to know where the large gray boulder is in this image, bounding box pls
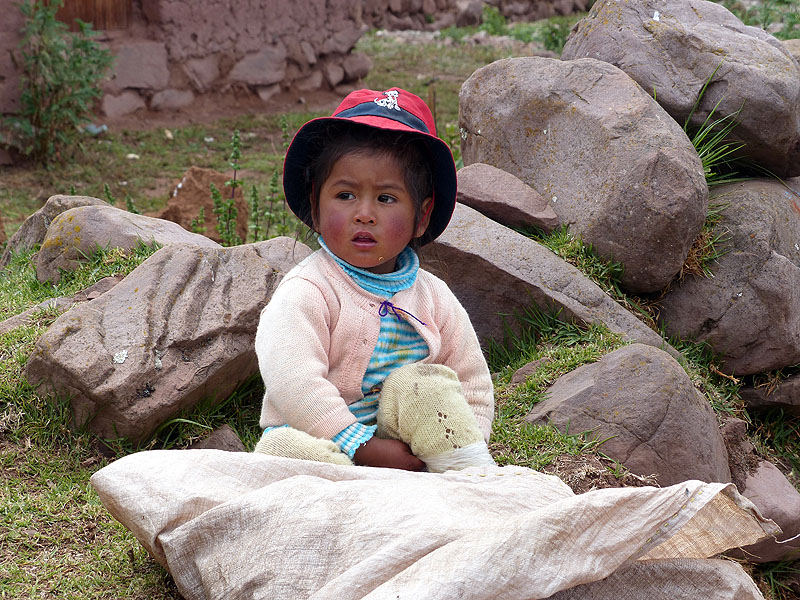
[658,180,800,375]
[25,238,311,444]
[35,204,220,284]
[422,203,676,358]
[0,195,107,269]
[459,56,707,294]
[526,344,732,486]
[562,0,800,178]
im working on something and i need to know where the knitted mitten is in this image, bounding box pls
[377,363,496,473]
[254,427,353,466]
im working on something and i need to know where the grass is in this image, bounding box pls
[752,559,800,600]
[486,302,628,470]
[679,202,731,280]
[0,244,182,599]
[1,111,318,242]
[1,18,799,599]
[717,0,800,40]
[440,5,583,54]
[523,225,658,329]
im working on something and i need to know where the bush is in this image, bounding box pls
[5,0,112,163]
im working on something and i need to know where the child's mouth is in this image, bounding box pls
[352,233,377,246]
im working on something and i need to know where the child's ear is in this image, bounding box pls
[414,197,433,238]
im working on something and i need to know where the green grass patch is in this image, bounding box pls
[486,304,627,470]
[752,559,800,600]
[0,442,181,600]
[440,6,583,54]
[522,226,658,329]
[717,0,800,40]
[669,337,744,415]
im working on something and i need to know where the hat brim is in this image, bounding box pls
[283,116,456,245]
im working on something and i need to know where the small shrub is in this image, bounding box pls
[5,0,112,163]
[212,130,243,247]
[479,5,508,37]
[534,18,574,53]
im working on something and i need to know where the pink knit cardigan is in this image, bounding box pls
[255,249,494,441]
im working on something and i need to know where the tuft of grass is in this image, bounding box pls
[752,559,800,600]
[146,374,265,452]
[522,226,658,329]
[682,61,746,188]
[679,202,731,279]
[749,408,800,488]
[668,337,744,415]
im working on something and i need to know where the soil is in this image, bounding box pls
[542,453,659,494]
[100,88,345,133]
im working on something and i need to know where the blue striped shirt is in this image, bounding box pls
[321,239,430,459]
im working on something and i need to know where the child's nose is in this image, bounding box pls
[353,200,376,224]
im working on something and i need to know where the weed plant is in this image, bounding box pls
[3,0,111,163]
[717,0,800,39]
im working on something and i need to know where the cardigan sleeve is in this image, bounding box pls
[427,280,495,442]
[255,276,358,439]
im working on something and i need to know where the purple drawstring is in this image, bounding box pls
[378,300,427,326]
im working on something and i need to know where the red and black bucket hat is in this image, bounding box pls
[283,87,457,245]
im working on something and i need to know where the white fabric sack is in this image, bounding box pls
[90,450,778,600]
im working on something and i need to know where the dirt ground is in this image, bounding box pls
[99,87,347,132]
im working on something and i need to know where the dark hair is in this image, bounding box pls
[305,122,434,238]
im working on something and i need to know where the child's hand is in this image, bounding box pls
[353,437,425,471]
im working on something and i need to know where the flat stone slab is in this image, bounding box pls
[423,203,677,358]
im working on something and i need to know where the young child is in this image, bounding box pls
[253,87,495,472]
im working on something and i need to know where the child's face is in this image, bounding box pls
[315,151,431,274]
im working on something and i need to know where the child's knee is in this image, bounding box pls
[378,362,486,459]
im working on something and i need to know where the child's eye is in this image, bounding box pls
[336,192,355,200]
[377,194,397,204]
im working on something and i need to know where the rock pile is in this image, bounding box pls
[453,0,800,563]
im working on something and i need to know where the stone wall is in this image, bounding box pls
[0,0,589,118]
